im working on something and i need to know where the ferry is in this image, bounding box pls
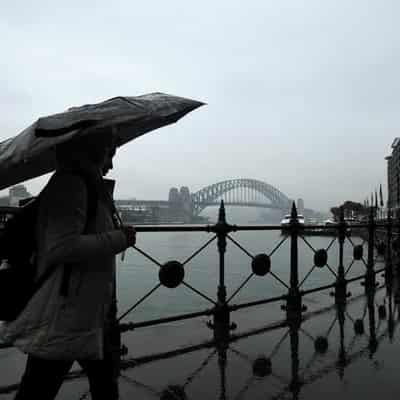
[280,214,305,233]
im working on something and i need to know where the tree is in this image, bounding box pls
[330,201,367,221]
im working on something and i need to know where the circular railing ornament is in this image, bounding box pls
[159,261,185,288]
[314,336,329,354]
[354,319,365,335]
[252,356,272,377]
[314,249,328,268]
[353,245,363,260]
[160,385,186,400]
[251,253,271,276]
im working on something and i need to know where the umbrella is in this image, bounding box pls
[0,93,204,191]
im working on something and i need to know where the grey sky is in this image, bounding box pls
[1,0,399,212]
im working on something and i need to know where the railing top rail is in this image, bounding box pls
[128,222,390,232]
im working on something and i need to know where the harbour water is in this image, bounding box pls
[0,225,397,399]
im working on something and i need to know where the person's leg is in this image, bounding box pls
[79,314,120,399]
[14,355,73,400]
[78,358,119,400]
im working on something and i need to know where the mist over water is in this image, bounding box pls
[199,206,285,224]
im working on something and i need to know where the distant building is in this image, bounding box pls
[167,186,194,223]
[168,187,181,205]
[9,184,32,206]
[386,138,400,209]
[297,198,304,215]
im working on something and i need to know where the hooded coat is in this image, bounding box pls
[0,164,127,360]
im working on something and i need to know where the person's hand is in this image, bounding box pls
[122,225,136,247]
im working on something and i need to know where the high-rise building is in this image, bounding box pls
[297,198,304,215]
[386,138,400,209]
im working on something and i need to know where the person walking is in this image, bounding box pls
[1,130,136,399]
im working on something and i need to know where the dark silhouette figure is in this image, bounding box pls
[1,131,136,399]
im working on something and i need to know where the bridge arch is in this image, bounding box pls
[191,179,291,215]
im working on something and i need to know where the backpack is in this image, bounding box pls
[0,172,97,322]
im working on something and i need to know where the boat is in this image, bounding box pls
[280,214,305,234]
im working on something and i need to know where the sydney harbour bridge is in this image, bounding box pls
[191,179,292,214]
[115,178,298,223]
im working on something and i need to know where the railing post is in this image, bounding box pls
[284,202,305,321]
[212,200,233,341]
[335,207,347,303]
[217,201,227,306]
[365,206,376,290]
[109,183,122,392]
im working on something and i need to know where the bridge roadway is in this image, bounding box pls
[115,200,284,210]
[114,199,289,224]
[116,199,170,208]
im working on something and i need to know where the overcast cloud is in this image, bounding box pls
[1,0,399,212]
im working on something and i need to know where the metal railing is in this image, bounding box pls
[117,283,396,400]
[0,201,392,339]
[116,202,392,335]
[0,201,397,397]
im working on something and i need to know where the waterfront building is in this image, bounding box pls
[168,187,180,204]
[297,198,304,215]
[386,138,400,209]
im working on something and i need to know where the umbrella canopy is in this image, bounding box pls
[0,93,204,191]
